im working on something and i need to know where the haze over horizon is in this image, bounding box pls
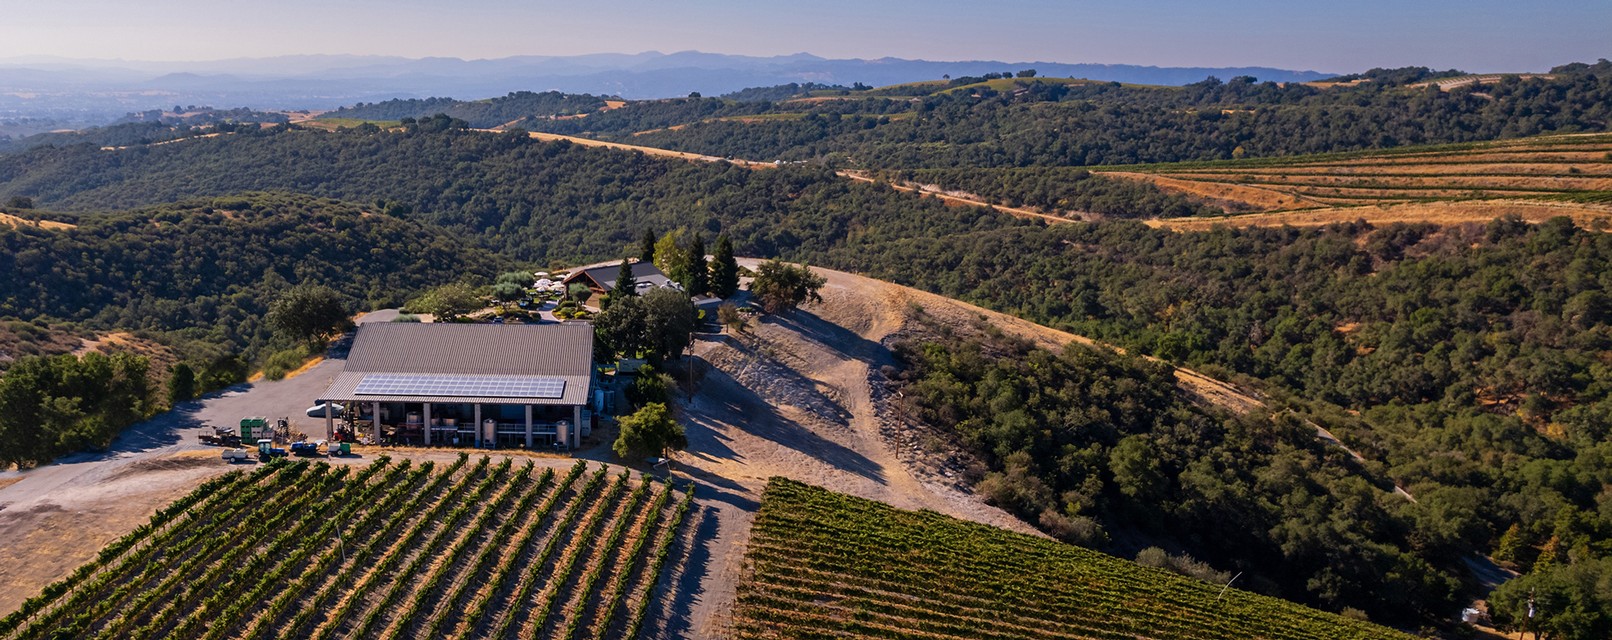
[2,0,1606,74]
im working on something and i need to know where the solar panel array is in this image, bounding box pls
[354,374,566,399]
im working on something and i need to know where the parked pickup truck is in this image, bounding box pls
[199,426,242,447]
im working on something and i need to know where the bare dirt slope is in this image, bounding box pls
[664,259,1267,638]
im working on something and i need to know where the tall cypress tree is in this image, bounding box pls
[616,258,637,296]
[710,234,740,298]
[604,258,637,309]
[686,234,709,296]
[638,228,658,263]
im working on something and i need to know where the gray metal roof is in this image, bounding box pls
[566,261,674,292]
[318,323,594,405]
[344,323,593,375]
[318,371,591,406]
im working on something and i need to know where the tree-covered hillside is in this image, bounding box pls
[536,62,1612,167]
[318,91,610,128]
[849,217,1612,629]
[0,193,507,358]
[0,125,1027,263]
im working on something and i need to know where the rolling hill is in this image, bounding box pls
[533,62,1612,169]
[1107,133,1612,207]
[1090,133,1612,229]
[0,192,509,359]
[736,478,1414,639]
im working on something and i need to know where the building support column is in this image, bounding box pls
[572,405,583,449]
[473,404,482,448]
[423,403,432,446]
[524,405,534,449]
[371,402,382,443]
[324,402,333,440]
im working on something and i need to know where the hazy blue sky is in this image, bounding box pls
[1,0,1604,72]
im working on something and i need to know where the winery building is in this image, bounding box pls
[315,322,597,450]
[562,261,676,297]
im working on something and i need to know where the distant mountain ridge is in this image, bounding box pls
[0,51,1334,129]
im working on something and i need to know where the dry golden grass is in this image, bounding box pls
[1161,172,1612,191]
[282,355,324,380]
[627,123,689,136]
[1319,150,1612,165]
[781,96,859,104]
[1148,199,1612,231]
[72,331,137,356]
[1179,163,1612,177]
[247,354,322,382]
[1288,187,1565,202]
[1301,79,1371,89]
[1102,134,1612,215]
[1101,171,1317,211]
[0,212,75,230]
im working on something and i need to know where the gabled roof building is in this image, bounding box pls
[316,322,596,450]
[562,261,679,296]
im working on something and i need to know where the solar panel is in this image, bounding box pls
[354,374,566,399]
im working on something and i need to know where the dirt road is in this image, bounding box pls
[474,128,776,168]
[667,259,1054,638]
[838,170,1080,224]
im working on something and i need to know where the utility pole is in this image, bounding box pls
[1527,588,1537,640]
